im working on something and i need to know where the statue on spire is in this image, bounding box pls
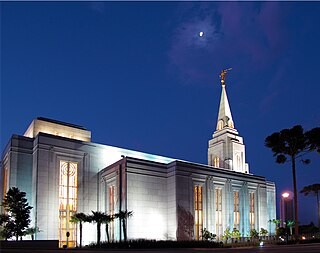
[220,68,232,85]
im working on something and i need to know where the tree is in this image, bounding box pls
[300,183,320,229]
[202,228,216,241]
[305,127,320,153]
[115,210,133,242]
[260,228,268,237]
[70,212,89,248]
[102,213,114,243]
[222,227,232,243]
[286,220,295,236]
[265,125,319,239]
[90,211,105,246]
[250,228,259,241]
[231,227,241,242]
[24,226,41,240]
[269,219,281,237]
[0,214,14,240]
[1,187,33,240]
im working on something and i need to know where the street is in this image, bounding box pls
[1,243,320,253]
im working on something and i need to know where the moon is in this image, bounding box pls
[199,31,204,37]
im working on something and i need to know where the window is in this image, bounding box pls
[217,120,224,130]
[2,162,8,200]
[213,157,220,168]
[109,185,115,241]
[194,185,203,240]
[249,192,255,229]
[236,154,241,171]
[233,191,240,230]
[59,161,78,248]
[215,188,222,237]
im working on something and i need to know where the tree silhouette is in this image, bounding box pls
[24,226,41,240]
[0,214,14,240]
[265,125,319,239]
[1,187,33,240]
[115,210,133,242]
[305,127,320,153]
[300,183,320,229]
[90,211,105,246]
[70,212,89,248]
[102,213,114,243]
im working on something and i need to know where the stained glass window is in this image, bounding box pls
[249,192,255,229]
[234,191,240,230]
[194,185,203,240]
[215,188,222,237]
[59,161,78,248]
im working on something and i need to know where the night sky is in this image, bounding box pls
[1,2,320,225]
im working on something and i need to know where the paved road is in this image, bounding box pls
[1,244,320,253]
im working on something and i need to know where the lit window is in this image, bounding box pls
[194,185,203,240]
[215,188,222,237]
[213,157,220,168]
[236,154,241,171]
[228,121,234,128]
[109,186,115,241]
[3,162,8,200]
[234,191,240,230]
[217,120,224,130]
[249,192,255,229]
[59,161,78,248]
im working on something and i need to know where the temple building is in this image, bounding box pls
[1,73,276,246]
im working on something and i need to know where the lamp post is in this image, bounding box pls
[280,191,294,242]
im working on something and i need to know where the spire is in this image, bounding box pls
[216,68,234,131]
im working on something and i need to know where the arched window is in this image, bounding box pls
[217,120,224,130]
[213,157,220,168]
[228,120,234,128]
[233,191,240,230]
[59,161,78,248]
[236,154,241,171]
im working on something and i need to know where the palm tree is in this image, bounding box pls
[286,220,295,236]
[24,226,41,240]
[269,219,281,237]
[265,125,318,239]
[301,184,320,229]
[90,211,105,246]
[70,212,88,248]
[115,210,133,242]
[102,213,114,243]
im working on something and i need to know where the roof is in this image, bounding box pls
[37,117,87,130]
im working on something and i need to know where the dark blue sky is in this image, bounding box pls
[1,2,320,225]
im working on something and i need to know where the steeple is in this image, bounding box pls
[216,68,234,131]
[216,84,234,131]
[207,69,250,174]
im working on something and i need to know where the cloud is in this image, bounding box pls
[167,2,289,84]
[167,6,221,84]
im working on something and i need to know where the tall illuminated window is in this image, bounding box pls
[194,185,203,240]
[215,188,222,237]
[213,157,220,168]
[233,191,240,230]
[249,192,255,229]
[109,185,115,241]
[2,163,8,199]
[236,154,241,171]
[59,161,78,248]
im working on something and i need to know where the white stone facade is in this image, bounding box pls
[1,79,276,246]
